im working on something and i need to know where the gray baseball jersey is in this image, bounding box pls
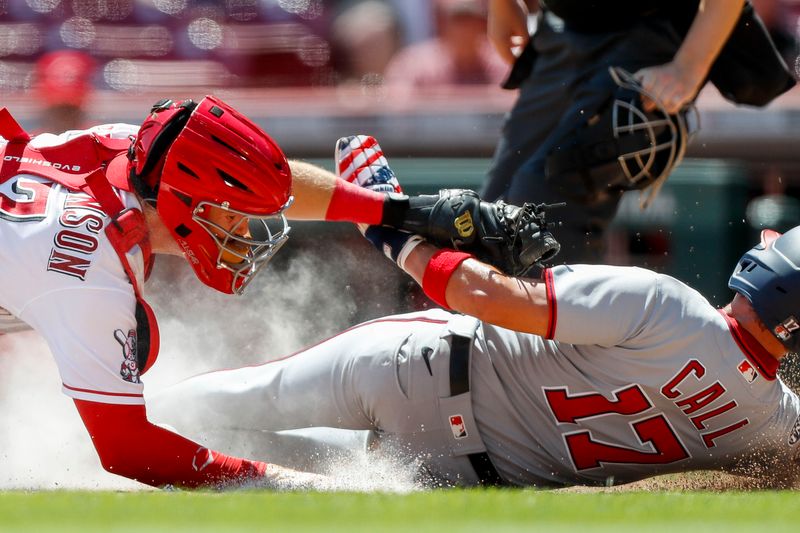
[149,264,800,487]
[472,264,800,486]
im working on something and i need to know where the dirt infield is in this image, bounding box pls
[560,470,800,493]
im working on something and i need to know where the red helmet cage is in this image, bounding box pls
[129,96,293,294]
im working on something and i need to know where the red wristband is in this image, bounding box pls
[422,249,473,309]
[324,179,385,224]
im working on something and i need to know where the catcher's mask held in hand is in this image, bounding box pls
[729,226,800,354]
[128,96,293,295]
[545,66,697,209]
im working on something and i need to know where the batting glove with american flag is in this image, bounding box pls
[335,135,424,267]
[335,135,402,194]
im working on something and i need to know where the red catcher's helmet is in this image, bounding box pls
[128,96,293,294]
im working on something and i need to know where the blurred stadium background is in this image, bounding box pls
[2,0,800,310]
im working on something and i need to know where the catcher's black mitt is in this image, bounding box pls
[382,189,561,276]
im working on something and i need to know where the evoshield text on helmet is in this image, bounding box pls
[545,66,696,209]
[128,96,293,295]
[729,227,800,354]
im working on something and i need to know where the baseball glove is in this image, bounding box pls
[384,189,562,276]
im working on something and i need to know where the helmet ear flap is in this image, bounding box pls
[729,226,800,354]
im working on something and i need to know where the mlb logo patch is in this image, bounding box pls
[737,360,757,384]
[449,414,468,439]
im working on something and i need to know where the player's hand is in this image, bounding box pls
[334,134,425,267]
[488,0,530,65]
[335,134,404,238]
[633,62,703,114]
[386,189,562,276]
[362,225,426,268]
[335,135,402,194]
[258,464,334,491]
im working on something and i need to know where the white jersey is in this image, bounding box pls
[471,264,800,486]
[0,125,149,405]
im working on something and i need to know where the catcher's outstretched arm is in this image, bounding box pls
[285,160,385,224]
[402,241,551,337]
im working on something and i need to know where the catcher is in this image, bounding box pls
[152,136,800,488]
[0,100,551,489]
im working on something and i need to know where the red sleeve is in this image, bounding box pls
[324,179,385,224]
[74,399,267,489]
[544,267,557,339]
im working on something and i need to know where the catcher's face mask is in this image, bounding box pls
[192,199,292,295]
[545,67,698,209]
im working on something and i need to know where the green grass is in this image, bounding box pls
[2,490,800,533]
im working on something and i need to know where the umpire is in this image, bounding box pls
[483,0,796,263]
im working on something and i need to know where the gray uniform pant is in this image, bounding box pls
[149,310,491,487]
[482,11,683,263]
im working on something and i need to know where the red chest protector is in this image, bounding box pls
[0,108,160,374]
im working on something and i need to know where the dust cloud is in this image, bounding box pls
[0,330,140,490]
[0,239,418,492]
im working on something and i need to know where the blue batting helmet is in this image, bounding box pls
[728,227,800,353]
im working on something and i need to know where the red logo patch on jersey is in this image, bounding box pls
[449,414,468,439]
[115,328,140,384]
[737,360,757,384]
